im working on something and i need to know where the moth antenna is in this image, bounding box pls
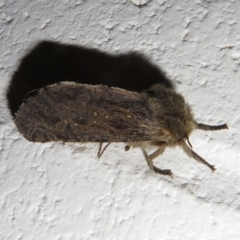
[195,122,228,131]
[180,140,216,172]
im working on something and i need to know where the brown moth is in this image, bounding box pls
[15,82,228,177]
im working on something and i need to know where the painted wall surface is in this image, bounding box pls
[1,0,240,239]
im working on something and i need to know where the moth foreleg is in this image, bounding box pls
[141,148,172,177]
[195,122,228,131]
[180,140,216,172]
[97,143,111,158]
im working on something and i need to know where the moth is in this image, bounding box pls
[15,82,228,177]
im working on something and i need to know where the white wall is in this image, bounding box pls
[1,0,240,239]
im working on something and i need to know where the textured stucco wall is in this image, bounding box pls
[1,0,240,239]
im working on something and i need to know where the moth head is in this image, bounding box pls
[144,84,228,147]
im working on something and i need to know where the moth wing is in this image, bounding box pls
[15,82,163,143]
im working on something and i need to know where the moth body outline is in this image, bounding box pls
[15,82,228,177]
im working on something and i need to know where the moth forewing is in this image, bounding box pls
[14,82,228,177]
[15,82,159,143]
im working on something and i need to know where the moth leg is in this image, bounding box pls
[150,142,167,160]
[180,140,216,172]
[97,143,111,158]
[149,147,166,161]
[141,148,172,177]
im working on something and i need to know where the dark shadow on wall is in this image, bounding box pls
[6,40,174,117]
